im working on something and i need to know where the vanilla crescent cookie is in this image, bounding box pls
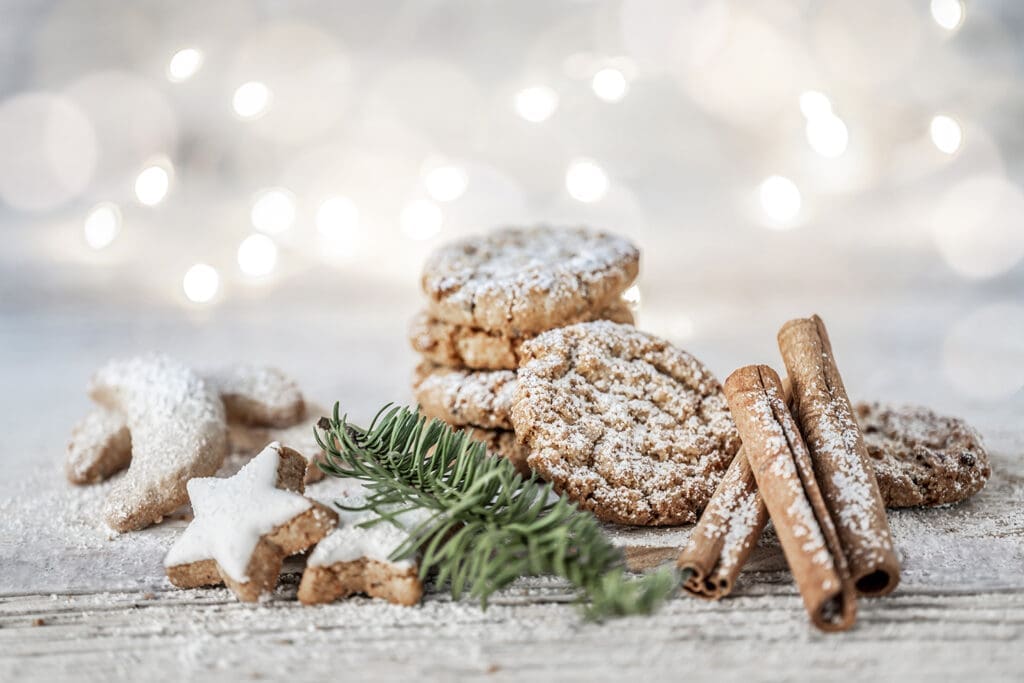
[410,299,635,370]
[206,364,304,428]
[165,443,338,602]
[421,226,640,335]
[856,402,991,508]
[88,355,229,532]
[413,363,517,430]
[512,321,740,526]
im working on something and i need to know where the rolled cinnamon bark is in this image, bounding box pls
[723,365,856,632]
[778,316,901,597]
[677,448,768,599]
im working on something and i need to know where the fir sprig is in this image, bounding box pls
[314,403,678,620]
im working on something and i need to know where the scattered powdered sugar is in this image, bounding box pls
[164,443,313,582]
[699,462,764,575]
[305,477,429,569]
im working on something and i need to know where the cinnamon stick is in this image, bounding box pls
[723,365,856,632]
[778,315,901,597]
[677,448,768,599]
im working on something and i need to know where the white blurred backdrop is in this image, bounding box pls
[1,0,1022,431]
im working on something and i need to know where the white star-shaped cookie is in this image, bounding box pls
[165,442,337,602]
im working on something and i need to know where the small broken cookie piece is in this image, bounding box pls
[66,409,131,485]
[226,403,330,484]
[412,363,517,430]
[206,364,305,428]
[165,443,338,602]
[89,354,229,532]
[298,477,426,606]
[856,402,991,508]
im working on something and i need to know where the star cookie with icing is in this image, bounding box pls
[165,442,338,602]
[298,477,428,606]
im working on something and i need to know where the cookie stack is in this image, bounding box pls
[409,226,641,473]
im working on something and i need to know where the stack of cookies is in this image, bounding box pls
[409,226,641,474]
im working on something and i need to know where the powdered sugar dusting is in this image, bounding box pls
[513,320,739,525]
[413,363,517,430]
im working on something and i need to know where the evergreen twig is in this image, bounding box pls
[314,403,678,620]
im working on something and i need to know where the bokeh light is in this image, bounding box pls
[931,175,1024,279]
[167,48,203,83]
[930,0,965,32]
[758,175,802,226]
[423,163,469,202]
[514,86,558,122]
[134,163,171,206]
[592,68,629,103]
[943,302,1024,400]
[799,91,833,120]
[930,115,963,154]
[182,263,220,303]
[401,199,443,240]
[566,158,609,203]
[316,196,361,259]
[83,202,121,250]
[233,81,271,119]
[237,234,278,277]
[0,92,97,212]
[622,284,641,310]
[805,114,849,158]
[250,188,296,235]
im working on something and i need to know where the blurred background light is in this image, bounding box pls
[250,189,296,235]
[943,302,1024,399]
[167,48,203,83]
[591,68,629,103]
[930,115,963,155]
[423,163,469,203]
[182,263,219,303]
[805,113,849,158]
[401,199,443,240]
[82,202,121,250]
[759,175,801,226]
[233,81,271,119]
[514,86,558,122]
[134,163,171,206]
[237,234,278,277]
[931,0,966,32]
[566,158,609,203]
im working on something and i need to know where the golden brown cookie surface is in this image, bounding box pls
[512,321,739,526]
[421,226,639,335]
[856,402,991,508]
[413,363,517,430]
[410,299,635,370]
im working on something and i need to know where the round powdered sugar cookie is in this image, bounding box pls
[413,363,516,430]
[410,298,635,370]
[512,320,740,526]
[856,402,991,508]
[89,354,228,532]
[421,226,639,335]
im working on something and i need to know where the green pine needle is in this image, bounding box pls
[314,403,679,620]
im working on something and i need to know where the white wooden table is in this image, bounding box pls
[2,286,1022,682]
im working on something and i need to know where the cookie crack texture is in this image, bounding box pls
[512,321,740,526]
[421,226,639,335]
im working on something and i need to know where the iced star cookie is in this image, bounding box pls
[512,321,740,526]
[165,443,338,602]
[88,354,229,532]
[298,477,427,606]
[421,226,639,335]
[410,299,635,371]
[856,402,991,508]
[226,403,329,484]
[413,363,516,430]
